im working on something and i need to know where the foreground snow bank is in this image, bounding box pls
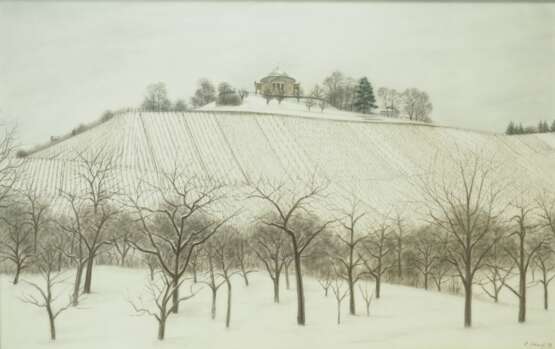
[1,266,553,349]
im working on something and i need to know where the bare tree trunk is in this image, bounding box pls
[424,273,429,290]
[273,276,280,303]
[375,277,381,299]
[518,272,526,323]
[211,288,217,319]
[464,281,472,328]
[242,271,249,287]
[120,252,127,267]
[285,262,290,290]
[293,252,306,325]
[172,276,179,314]
[157,318,166,340]
[13,264,21,285]
[57,252,63,272]
[72,263,84,306]
[83,257,94,293]
[337,302,341,325]
[348,280,355,314]
[544,283,549,310]
[47,307,56,340]
[225,280,232,328]
[193,264,197,283]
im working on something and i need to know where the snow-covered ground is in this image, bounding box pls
[199,94,408,124]
[2,266,553,349]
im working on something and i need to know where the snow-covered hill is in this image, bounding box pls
[18,98,555,215]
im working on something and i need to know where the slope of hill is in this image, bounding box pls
[18,98,555,216]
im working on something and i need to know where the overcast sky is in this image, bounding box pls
[1,2,554,147]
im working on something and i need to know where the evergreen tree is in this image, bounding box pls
[516,123,524,134]
[537,120,548,133]
[506,121,515,135]
[542,120,550,133]
[551,120,555,132]
[353,77,377,114]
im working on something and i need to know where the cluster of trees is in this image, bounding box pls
[305,71,433,122]
[376,87,433,122]
[141,82,189,112]
[506,120,555,135]
[2,126,555,341]
[304,72,377,115]
[141,79,247,111]
[216,82,246,106]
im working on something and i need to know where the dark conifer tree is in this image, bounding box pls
[506,121,515,135]
[353,77,377,114]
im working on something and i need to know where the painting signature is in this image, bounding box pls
[524,341,553,348]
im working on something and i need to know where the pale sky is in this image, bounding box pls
[1,2,554,147]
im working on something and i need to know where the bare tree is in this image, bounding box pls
[0,126,19,206]
[401,88,433,122]
[408,226,439,290]
[430,255,451,292]
[392,211,406,281]
[305,97,316,111]
[310,85,326,112]
[56,215,85,306]
[360,219,394,299]
[20,187,49,253]
[0,203,33,284]
[109,213,136,267]
[322,71,357,110]
[534,241,555,310]
[199,245,224,319]
[333,199,367,315]
[284,258,293,290]
[58,186,116,295]
[358,281,374,317]
[190,78,216,108]
[128,167,233,314]
[144,254,158,281]
[249,179,335,325]
[318,268,333,297]
[236,235,255,286]
[129,272,198,340]
[417,152,506,327]
[537,193,555,238]
[189,248,202,283]
[330,277,348,325]
[212,228,240,328]
[142,82,172,112]
[60,151,118,294]
[252,222,291,303]
[20,237,72,341]
[478,232,513,303]
[377,87,402,118]
[503,202,547,322]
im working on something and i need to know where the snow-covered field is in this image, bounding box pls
[2,266,553,349]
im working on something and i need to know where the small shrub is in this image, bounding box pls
[16,150,28,158]
[100,110,114,123]
[217,82,242,106]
